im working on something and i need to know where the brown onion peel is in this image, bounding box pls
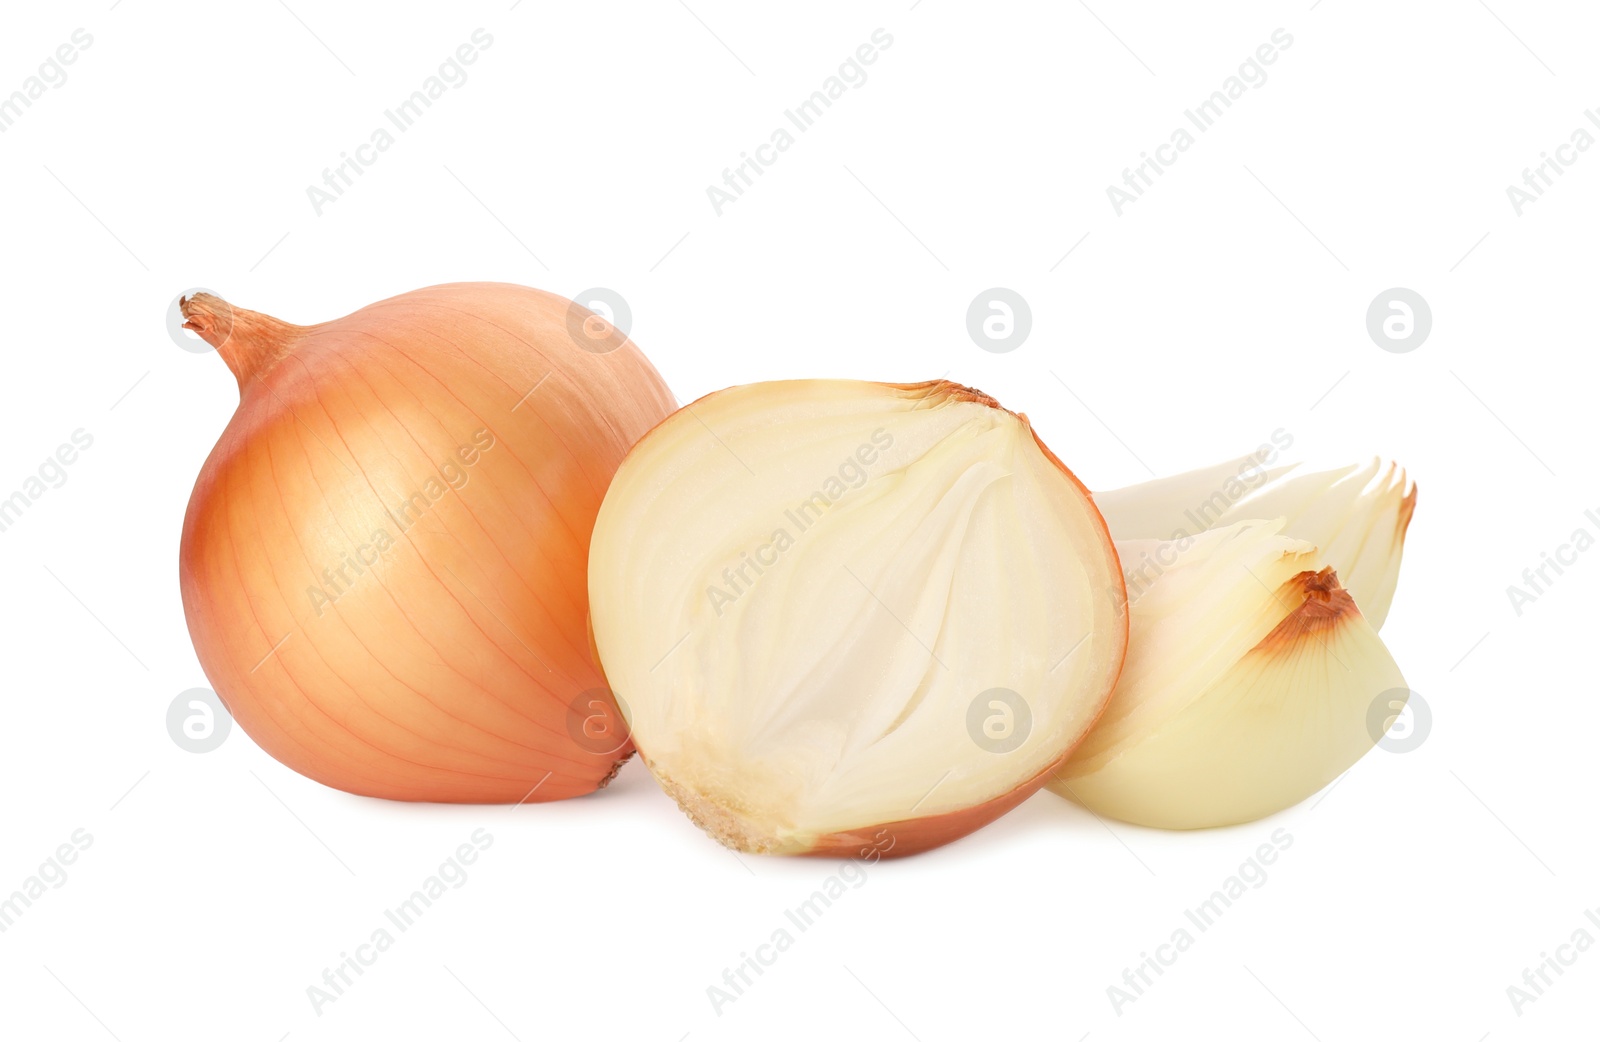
[178,283,674,802]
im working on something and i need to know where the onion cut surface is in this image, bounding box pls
[589,379,1127,856]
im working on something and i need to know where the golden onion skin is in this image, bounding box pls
[179,283,674,802]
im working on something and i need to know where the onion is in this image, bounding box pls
[178,283,675,802]
[1051,518,1410,828]
[1051,454,1419,828]
[588,379,1128,856]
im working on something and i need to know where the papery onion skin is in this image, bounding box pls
[179,283,675,802]
[591,379,1129,858]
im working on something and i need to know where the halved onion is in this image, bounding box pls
[589,379,1128,856]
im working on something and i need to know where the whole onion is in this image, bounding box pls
[178,283,675,802]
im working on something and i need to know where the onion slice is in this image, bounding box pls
[1050,520,1408,829]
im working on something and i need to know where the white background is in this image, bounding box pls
[1,1,1595,1038]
